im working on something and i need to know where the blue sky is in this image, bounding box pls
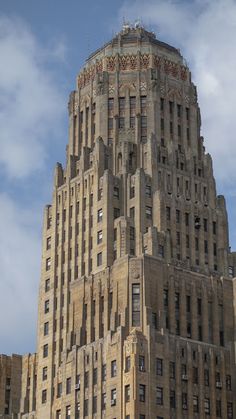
[0,0,236,355]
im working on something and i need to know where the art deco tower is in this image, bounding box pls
[18,24,236,419]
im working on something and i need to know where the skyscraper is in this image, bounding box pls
[1,23,236,419]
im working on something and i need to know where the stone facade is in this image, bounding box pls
[1,24,236,419]
[0,354,22,418]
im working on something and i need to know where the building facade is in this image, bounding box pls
[1,24,236,419]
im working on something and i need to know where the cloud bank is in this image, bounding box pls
[119,0,236,191]
[0,16,65,179]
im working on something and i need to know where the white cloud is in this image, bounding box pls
[119,0,236,191]
[0,16,66,179]
[0,193,41,354]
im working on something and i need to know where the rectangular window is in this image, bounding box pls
[145,185,151,196]
[146,206,152,220]
[169,361,175,379]
[227,402,233,419]
[139,384,145,402]
[111,388,116,406]
[46,236,51,250]
[156,358,163,376]
[42,389,47,404]
[93,368,97,385]
[132,284,140,326]
[114,186,119,198]
[216,400,222,417]
[102,364,106,381]
[204,398,210,415]
[226,375,232,390]
[45,278,50,292]
[108,98,114,111]
[84,399,88,416]
[93,396,97,414]
[125,356,131,372]
[102,393,106,410]
[97,230,102,244]
[42,366,47,381]
[111,360,117,377]
[108,117,113,130]
[182,392,188,410]
[43,344,48,358]
[170,390,175,408]
[84,371,89,388]
[139,355,145,372]
[125,385,130,402]
[185,212,189,226]
[156,387,163,405]
[119,117,125,128]
[44,322,49,336]
[175,292,180,309]
[176,209,180,223]
[186,295,191,312]
[166,206,171,221]
[46,257,51,271]
[97,252,102,266]
[57,382,62,398]
[66,406,71,419]
[66,377,71,394]
[97,208,103,222]
[193,395,199,413]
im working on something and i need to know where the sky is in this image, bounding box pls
[0,0,236,355]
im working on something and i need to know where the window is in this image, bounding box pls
[125,385,130,402]
[66,406,71,419]
[111,388,116,406]
[166,206,171,221]
[226,375,232,390]
[56,410,61,419]
[176,209,180,223]
[42,389,47,404]
[213,221,217,235]
[139,355,145,372]
[97,230,103,244]
[146,206,152,220]
[185,212,189,226]
[102,364,106,381]
[102,393,106,410]
[216,400,222,417]
[227,402,233,419]
[175,292,180,309]
[204,240,208,254]
[170,390,175,408]
[93,396,97,414]
[193,395,199,413]
[44,322,49,336]
[139,384,145,402]
[46,257,51,271]
[111,360,117,377]
[132,284,140,326]
[57,382,62,398]
[186,295,191,312]
[93,368,97,385]
[108,118,113,130]
[169,361,175,379]
[97,209,103,222]
[125,356,131,372]
[130,206,135,218]
[130,116,135,128]
[66,377,71,394]
[45,279,50,292]
[44,300,49,314]
[97,252,102,266]
[114,186,119,198]
[164,289,168,306]
[156,358,163,376]
[145,185,151,196]
[156,387,163,405]
[84,399,88,416]
[108,98,114,111]
[42,366,47,381]
[182,392,188,410]
[119,117,125,128]
[193,367,198,384]
[152,312,158,329]
[204,398,210,415]
[204,369,209,386]
[43,344,48,358]
[130,186,135,198]
[114,207,120,219]
[46,237,51,250]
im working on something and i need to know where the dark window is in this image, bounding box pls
[97,209,103,222]
[97,252,102,266]
[226,375,232,391]
[84,399,88,416]
[156,358,163,376]
[132,284,140,326]
[170,390,175,408]
[182,392,188,410]
[111,360,117,377]
[216,400,222,417]
[57,382,62,398]
[169,361,175,379]
[44,322,49,336]
[186,295,191,312]
[42,389,47,404]
[111,388,116,406]
[43,344,48,358]
[193,395,199,413]
[156,387,163,405]
[93,368,97,385]
[102,364,106,381]
[204,398,210,415]
[125,356,131,372]
[125,385,130,402]
[139,384,145,402]
[93,396,97,414]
